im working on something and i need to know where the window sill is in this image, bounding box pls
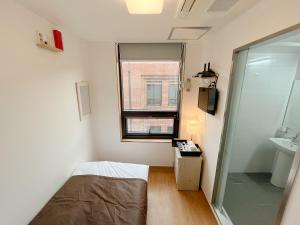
[121,139,172,143]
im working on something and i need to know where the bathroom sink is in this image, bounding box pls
[269,138,298,154]
[269,138,298,188]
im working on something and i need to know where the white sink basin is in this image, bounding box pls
[269,138,298,154]
[269,138,298,188]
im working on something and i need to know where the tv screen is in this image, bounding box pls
[198,87,218,115]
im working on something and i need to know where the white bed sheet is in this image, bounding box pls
[72,161,149,182]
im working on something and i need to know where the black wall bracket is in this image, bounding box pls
[193,62,219,88]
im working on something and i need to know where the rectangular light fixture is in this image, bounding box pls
[168,27,211,40]
[125,0,164,14]
[207,0,239,12]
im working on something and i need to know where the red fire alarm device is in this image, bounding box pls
[53,30,63,51]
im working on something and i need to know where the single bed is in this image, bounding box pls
[29,161,149,225]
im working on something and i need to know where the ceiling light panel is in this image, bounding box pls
[169,27,211,40]
[125,0,164,14]
[207,0,239,12]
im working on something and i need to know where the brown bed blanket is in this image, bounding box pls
[29,175,147,225]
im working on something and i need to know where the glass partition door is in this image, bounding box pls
[213,43,300,225]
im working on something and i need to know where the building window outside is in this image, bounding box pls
[168,83,178,106]
[147,82,162,106]
[167,126,173,134]
[149,126,161,134]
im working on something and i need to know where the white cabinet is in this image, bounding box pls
[174,147,203,191]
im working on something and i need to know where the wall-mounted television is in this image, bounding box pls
[198,87,219,115]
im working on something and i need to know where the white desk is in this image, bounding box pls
[174,147,203,191]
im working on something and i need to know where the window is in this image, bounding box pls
[168,83,178,106]
[126,118,174,135]
[118,43,184,139]
[167,126,173,134]
[149,126,161,134]
[147,82,162,106]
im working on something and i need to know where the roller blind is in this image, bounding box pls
[118,43,184,61]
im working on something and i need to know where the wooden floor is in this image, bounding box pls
[147,167,218,225]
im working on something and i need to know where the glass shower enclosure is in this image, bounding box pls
[212,29,300,225]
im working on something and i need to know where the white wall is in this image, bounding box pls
[0,1,94,225]
[189,0,300,223]
[229,53,299,173]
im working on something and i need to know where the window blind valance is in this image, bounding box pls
[118,43,184,61]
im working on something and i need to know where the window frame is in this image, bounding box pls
[117,44,184,140]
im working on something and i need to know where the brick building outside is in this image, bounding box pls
[121,61,180,134]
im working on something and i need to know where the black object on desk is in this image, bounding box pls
[172,139,202,157]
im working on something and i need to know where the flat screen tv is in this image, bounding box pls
[198,87,219,115]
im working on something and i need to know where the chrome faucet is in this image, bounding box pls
[291,134,300,144]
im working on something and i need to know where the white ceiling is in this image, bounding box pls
[17,0,262,42]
